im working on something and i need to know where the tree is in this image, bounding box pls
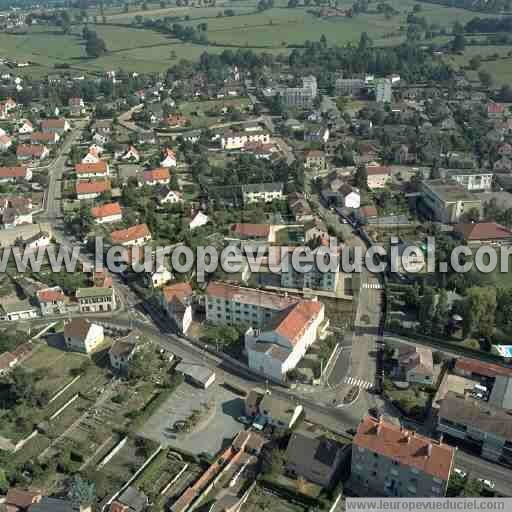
[418,286,436,333]
[451,33,466,53]
[354,164,368,190]
[469,55,482,70]
[463,287,496,339]
[68,475,95,510]
[478,70,493,88]
[85,34,107,58]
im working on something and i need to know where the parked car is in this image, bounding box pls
[454,468,467,479]
[477,478,495,490]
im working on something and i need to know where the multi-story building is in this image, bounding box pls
[161,282,193,334]
[453,222,512,247]
[335,78,365,96]
[350,415,455,497]
[205,282,326,382]
[91,202,123,225]
[109,330,140,374]
[0,166,31,183]
[438,391,512,464]
[75,161,109,179]
[304,149,326,169]
[278,75,318,108]
[41,118,70,134]
[376,78,392,103]
[242,182,284,204]
[111,224,152,247]
[366,165,392,189]
[76,180,111,200]
[76,287,116,313]
[443,169,493,192]
[64,318,104,354]
[220,129,270,150]
[419,179,482,223]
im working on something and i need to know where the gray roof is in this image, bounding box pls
[242,182,283,193]
[176,362,215,384]
[285,432,342,472]
[117,486,148,512]
[1,301,37,314]
[439,391,512,442]
[28,497,73,512]
[489,376,512,410]
[76,287,113,299]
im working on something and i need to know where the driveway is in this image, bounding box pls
[139,381,245,456]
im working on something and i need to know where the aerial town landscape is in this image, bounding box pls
[1,0,512,511]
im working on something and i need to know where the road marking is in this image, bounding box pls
[344,376,374,390]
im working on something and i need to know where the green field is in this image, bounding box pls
[0,0,505,75]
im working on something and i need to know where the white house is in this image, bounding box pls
[121,145,140,162]
[75,161,109,179]
[81,150,101,164]
[149,268,173,288]
[64,318,105,354]
[36,286,67,316]
[160,148,177,168]
[18,120,34,134]
[161,282,193,334]
[143,167,170,186]
[189,211,209,230]
[0,135,12,152]
[111,223,152,246]
[220,129,270,150]
[91,202,123,224]
[157,188,183,205]
[109,333,139,374]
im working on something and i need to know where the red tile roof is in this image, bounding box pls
[75,161,108,174]
[41,118,66,128]
[231,223,270,238]
[454,222,512,241]
[111,223,151,244]
[76,180,111,195]
[5,489,41,508]
[455,358,512,378]
[206,281,298,311]
[91,202,122,219]
[354,415,455,481]
[360,205,378,218]
[0,166,27,178]
[162,282,193,303]
[488,103,505,114]
[16,144,47,157]
[144,167,170,182]
[272,301,323,346]
[31,132,58,142]
[36,288,65,303]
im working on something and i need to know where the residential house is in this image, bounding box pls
[63,318,105,353]
[0,166,31,183]
[498,143,512,157]
[81,149,101,164]
[30,132,60,145]
[75,161,109,179]
[93,132,109,146]
[357,205,378,223]
[366,165,392,189]
[438,391,512,464]
[109,331,141,374]
[75,287,116,313]
[487,103,506,119]
[220,129,270,150]
[0,352,19,375]
[241,182,284,204]
[16,144,49,161]
[335,78,365,96]
[0,301,39,321]
[396,346,434,385]
[76,180,111,200]
[161,282,193,334]
[0,134,12,151]
[419,179,482,223]
[93,119,113,136]
[443,169,493,192]
[304,126,329,144]
[91,202,123,224]
[304,150,326,170]
[120,145,140,162]
[160,148,177,168]
[157,187,183,205]
[110,486,148,512]
[5,489,42,511]
[41,118,70,134]
[0,197,33,229]
[322,182,360,208]
[391,240,426,273]
[277,75,318,108]
[28,496,84,512]
[285,432,345,489]
[36,286,67,316]
[111,224,152,246]
[375,78,392,103]
[143,167,170,186]
[350,415,455,497]
[18,120,34,134]
[454,358,512,380]
[68,97,85,116]
[244,390,303,431]
[495,156,512,172]
[230,223,272,242]
[148,268,173,288]
[453,222,512,247]
[288,192,314,223]
[189,211,209,230]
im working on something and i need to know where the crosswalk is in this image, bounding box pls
[362,282,383,289]
[344,376,374,390]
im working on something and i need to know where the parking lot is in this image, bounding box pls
[139,381,245,456]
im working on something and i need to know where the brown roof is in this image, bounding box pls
[360,205,378,218]
[31,132,58,142]
[6,489,41,508]
[366,165,391,176]
[143,167,170,182]
[231,223,270,238]
[162,282,193,304]
[0,166,27,178]
[454,358,512,378]
[91,202,122,219]
[41,118,66,128]
[206,281,297,311]
[75,161,108,174]
[0,352,17,371]
[454,222,512,242]
[64,318,94,339]
[354,415,454,481]
[305,149,325,158]
[76,180,111,195]
[111,224,151,244]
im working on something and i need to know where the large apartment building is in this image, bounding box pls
[443,169,493,192]
[278,75,318,108]
[205,282,326,382]
[419,179,482,223]
[350,415,455,498]
[438,391,512,464]
[76,287,116,313]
